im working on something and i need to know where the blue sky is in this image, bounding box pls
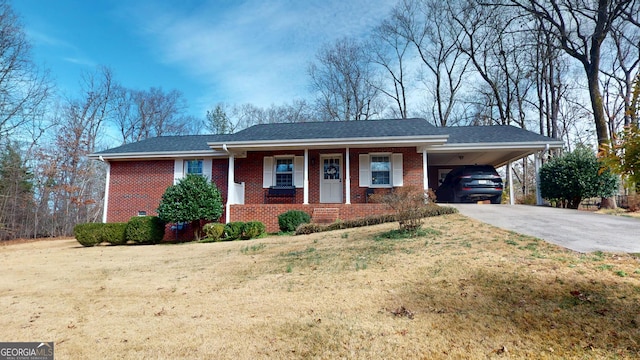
[13,0,395,119]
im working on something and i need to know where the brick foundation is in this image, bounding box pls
[230,203,394,233]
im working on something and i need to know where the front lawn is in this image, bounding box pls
[1,213,638,359]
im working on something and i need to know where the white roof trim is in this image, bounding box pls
[88,150,228,160]
[425,141,564,153]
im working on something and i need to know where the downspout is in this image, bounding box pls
[222,144,234,224]
[99,156,110,223]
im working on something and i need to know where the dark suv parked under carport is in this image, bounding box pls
[436,165,503,204]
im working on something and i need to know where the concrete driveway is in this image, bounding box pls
[448,204,640,253]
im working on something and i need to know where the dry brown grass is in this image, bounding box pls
[1,213,639,359]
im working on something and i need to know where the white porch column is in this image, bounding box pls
[345,147,351,204]
[534,152,543,205]
[507,161,514,205]
[304,149,309,204]
[102,160,110,223]
[422,149,429,192]
[226,154,235,223]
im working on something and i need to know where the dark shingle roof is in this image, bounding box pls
[91,119,561,158]
[227,118,438,141]
[442,125,559,144]
[92,134,233,155]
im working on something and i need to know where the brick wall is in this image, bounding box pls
[107,147,425,238]
[230,203,394,233]
[108,160,175,223]
[107,159,228,241]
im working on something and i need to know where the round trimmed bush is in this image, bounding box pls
[74,223,103,247]
[241,221,266,240]
[278,210,311,232]
[224,221,245,240]
[103,223,128,245]
[125,216,166,244]
[203,222,226,241]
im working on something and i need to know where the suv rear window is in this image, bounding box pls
[461,166,498,176]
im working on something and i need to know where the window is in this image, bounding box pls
[275,158,293,186]
[359,153,403,188]
[185,159,203,176]
[371,156,391,185]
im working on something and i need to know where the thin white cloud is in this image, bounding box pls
[118,0,394,109]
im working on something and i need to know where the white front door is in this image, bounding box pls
[320,155,343,203]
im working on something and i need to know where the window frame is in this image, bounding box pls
[274,156,294,187]
[185,159,204,176]
[369,154,392,187]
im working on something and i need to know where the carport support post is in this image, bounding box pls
[507,161,514,205]
[535,152,543,205]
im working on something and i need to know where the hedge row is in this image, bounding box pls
[74,216,165,247]
[295,205,458,235]
[201,221,266,242]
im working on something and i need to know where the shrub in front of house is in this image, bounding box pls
[294,205,458,235]
[224,221,245,240]
[74,223,105,247]
[278,210,311,232]
[241,221,266,240]
[202,223,226,242]
[125,216,166,244]
[103,223,129,245]
[74,222,128,247]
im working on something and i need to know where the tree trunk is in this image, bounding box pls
[586,60,617,209]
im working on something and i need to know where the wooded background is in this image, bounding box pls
[1,0,638,240]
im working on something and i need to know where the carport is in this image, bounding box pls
[425,126,564,204]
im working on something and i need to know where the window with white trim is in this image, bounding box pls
[275,158,294,186]
[359,153,403,188]
[370,155,391,185]
[185,159,203,176]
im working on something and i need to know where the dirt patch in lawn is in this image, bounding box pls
[1,213,639,359]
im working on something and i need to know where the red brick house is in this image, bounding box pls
[89,118,563,234]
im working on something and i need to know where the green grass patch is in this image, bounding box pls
[240,243,266,254]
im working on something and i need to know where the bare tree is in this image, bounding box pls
[451,0,535,128]
[112,86,194,144]
[0,0,51,141]
[391,0,471,126]
[503,0,640,145]
[600,19,640,131]
[309,37,382,121]
[368,8,412,119]
[38,67,114,236]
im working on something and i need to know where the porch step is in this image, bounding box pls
[312,208,340,224]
